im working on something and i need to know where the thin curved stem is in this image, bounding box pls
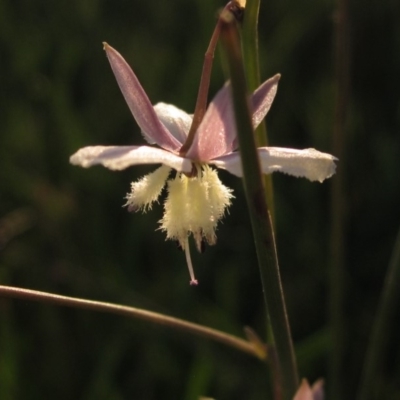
[180,1,243,156]
[180,3,228,156]
[0,285,265,360]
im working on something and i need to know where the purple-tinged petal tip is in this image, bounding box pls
[103,43,181,152]
[293,379,324,400]
[186,74,280,162]
[186,82,236,161]
[251,74,280,128]
[293,380,314,400]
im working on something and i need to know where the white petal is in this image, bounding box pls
[208,152,243,176]
[70,145,192,173]
[154,102,193,145]
[210,147,337,182]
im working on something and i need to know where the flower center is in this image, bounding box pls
[125,164,233,285]
[160,165,233,284]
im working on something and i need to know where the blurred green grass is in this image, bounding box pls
[0,0,399,399]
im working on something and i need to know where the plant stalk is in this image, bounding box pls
[219,12,298,400]
[242,0,275,222]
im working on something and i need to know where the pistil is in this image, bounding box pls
[184,237,198,286]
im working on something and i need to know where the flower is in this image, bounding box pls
[70,43,337,285]
[293,379,324,400]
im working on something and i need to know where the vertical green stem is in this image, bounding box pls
[242,0,261,91]
[220,13,298,400]
[242,0,275,222]
[357,227,400,400]
[241,1,278,395]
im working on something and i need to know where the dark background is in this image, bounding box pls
[1,0,399,399]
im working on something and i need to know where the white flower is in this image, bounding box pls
[70,43,337,285]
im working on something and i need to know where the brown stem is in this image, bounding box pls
[179,1,240,156]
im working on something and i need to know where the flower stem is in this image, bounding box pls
[241,0,260,91]
[219,12,298,400]
[179,19,220,156]
[180,1,245,156]
[180,2,231,155]
[242,0,275,223]
[0,284,266,360]
[241,1,279,397]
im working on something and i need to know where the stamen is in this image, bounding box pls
[125,165,171,212]
[184,237,198,286]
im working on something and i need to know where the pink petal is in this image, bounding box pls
[293,380,314,400]
[186,75,280,161]
[311,380,324,400]
[185,82,236,161]
[70,145,192,173]
[292,379,324,400]
[103,43,181,152]
[251,74,280,128]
